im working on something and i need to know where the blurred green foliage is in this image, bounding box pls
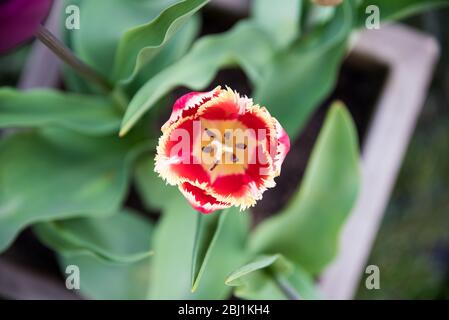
[0,46,28,86]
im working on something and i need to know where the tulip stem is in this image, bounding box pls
[34,25,113,93]
[272,274,302,300]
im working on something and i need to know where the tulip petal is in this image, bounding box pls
[209,146,276,210]
[156,116,210,185]
[198,87,277,159]
[273,119,291,176]
[179,182,231,214]
[162,86,221,132]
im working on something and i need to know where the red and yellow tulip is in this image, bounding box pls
[155,86,290,214]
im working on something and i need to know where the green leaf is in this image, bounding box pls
[304,3,336,29]
[149,196,249,299]
[72,0,180,78]
[120,21,275,136]
[357,0,449,25]
[124,14,200,95]
[249,102,361,275]
[225,254,291,286]
[225,254,319,300]
[134,154,180,211]
[34,209,153,263]
[0,129,143,253]
[0,88,120,135]
[251,0,302,49]
[191,210,229,292]
[58,251,151,299]
[254,0,354,138]
[112,0,209,82]
[61,65,100,95]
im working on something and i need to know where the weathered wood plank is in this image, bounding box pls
[318,24,440,299]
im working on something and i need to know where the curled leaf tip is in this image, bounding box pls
[119,124,130,137]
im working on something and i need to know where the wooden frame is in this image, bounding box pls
[318,24,440,299]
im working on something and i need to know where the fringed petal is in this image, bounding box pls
[161,86,221,132]
[179,182,231,214]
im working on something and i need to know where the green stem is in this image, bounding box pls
[273,274,302,300]
[34,25,113,93]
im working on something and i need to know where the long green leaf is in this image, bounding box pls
[124,14,200,95]
[225,254,319,300]
[251,0,302,49]
[225,254,291,286]
[112,0,209,82]
[0,129,143,252]
[191,209,229,292]
[119,21,275,136]
[254,0,354,138]
[249,102,361,275]
[149,196,249,299]
[0,88,120,134]
[34,209,153,263]
[72,0,179,77]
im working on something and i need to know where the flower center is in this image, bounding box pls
[194,118,256,182]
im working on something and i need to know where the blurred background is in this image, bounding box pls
[356,8,449,299]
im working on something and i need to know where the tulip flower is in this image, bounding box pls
[0,0,53,54]
[155,86,290,214]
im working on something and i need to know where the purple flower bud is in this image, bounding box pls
[0,0,53,54]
